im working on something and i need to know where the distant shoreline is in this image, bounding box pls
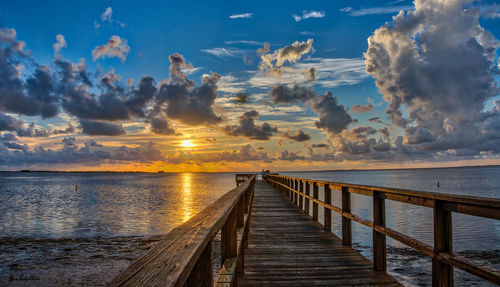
[0,164,499,174]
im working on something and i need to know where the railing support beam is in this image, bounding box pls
[373,191,386,271]
[433,200,453,287]
[342,186,352,246]
[324,184,331,232]
[187,239,213,287]
[222,208,237,263]
[313,182,319,221]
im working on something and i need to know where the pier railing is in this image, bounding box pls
[266,175,500,287]
[109,174,256,287]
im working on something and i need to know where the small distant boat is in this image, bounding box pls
[20,169,31,172]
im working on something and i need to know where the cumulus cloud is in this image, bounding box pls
[312,91,356,135]
[306,67,316,82]
[293,10,326,22]
[0,138,163,168]
[223,110,278,140]
[350,104,373,113]
[269,84,315,104]
[0,113,24,132]
[229,13,253,19]
[53,34,66,56]
[365,0,500,154]
[148,115,175,135]
[153,53,223,126]
[92,35,130,62]
[282,129,311,142]
[259,39,314,75]
[0,31,60,118]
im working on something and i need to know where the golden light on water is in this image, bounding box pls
[180,140,195,148]
[181,173,194,222]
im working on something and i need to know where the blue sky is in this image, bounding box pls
[0,0,499,171]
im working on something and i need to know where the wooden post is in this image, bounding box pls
[342,186,352,246]
[299,180,304,211]
[294,180,298,205]
[287,179,291,201]
[313,182,319,221]
[187,239,213,287]
[373,191,386,271]
[305,182,310,216]
[432,200,453,287]
[222,208,237,263]
[324,184,331,232]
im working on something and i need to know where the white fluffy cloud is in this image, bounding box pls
[92,35,130,62]
[365,0,500,154]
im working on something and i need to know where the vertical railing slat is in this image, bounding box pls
[432,200,453,287]
[305,181,310,216]
[324,184,331,232]
[222,208,237,263]
[373,191,386,271]
[342,186,352,246]
[187,239,213,287]
[313,182,319,221]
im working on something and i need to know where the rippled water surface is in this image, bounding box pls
[0,172,235,238]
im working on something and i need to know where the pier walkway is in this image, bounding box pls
[110,174,500,287]
[237,180,400,286]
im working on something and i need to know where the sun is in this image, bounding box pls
[180,140,195,148]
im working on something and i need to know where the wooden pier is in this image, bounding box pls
[110,174,500,287]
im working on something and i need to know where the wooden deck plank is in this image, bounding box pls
[237,180,402,287]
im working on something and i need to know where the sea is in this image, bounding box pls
[0,166,499,286]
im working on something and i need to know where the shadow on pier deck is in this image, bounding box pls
[237,180,400,287]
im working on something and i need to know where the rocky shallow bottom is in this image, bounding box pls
[0,237,497,286]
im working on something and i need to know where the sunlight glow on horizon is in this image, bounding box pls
[180,140,195,148]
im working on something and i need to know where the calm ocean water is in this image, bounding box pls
[0,166,499,286]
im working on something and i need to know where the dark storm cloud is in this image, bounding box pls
[269,84,315,104]
[0,112,24,131]
[312,91,356,135]
[0,29,222,136]
[364,0,500,154]
[79,120,125,136]
[0,30,59,118]
[154,54,223,126]
[223,110,278,140]
[0,133,17,142]
[282,129,311,142]
[149,115,175,135]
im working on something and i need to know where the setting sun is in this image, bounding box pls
[180,140,195,148]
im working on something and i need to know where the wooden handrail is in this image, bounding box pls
[109,175,256,287]
[267,175,500,287]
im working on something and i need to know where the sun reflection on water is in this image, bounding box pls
[181,173,194,222]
